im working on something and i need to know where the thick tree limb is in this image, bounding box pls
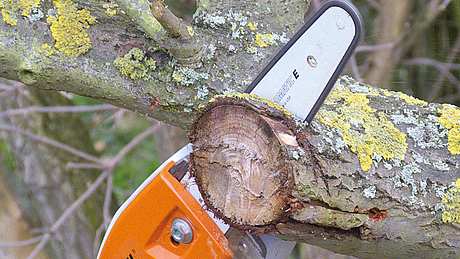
[189,80,460,258]
[0,0,308,127]
[2,1,460,258]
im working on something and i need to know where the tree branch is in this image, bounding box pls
[0,104,117,117]
[189,79,460,258]
[0,125,101,164]
[150,0,193,40]
[0,0,308,128]
[27,169,111,259]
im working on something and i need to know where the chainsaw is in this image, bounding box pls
[97,1,362,258]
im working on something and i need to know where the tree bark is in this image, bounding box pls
[0,81,105,258]
[1,1,460,258]
[0,0,309,127]
[189,79,460,258]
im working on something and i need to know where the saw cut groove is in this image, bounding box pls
[190,99,296,228]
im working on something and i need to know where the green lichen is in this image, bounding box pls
[442,179,460,224]
[172,67,208,86]
[211,92,293,119]
[318,85,408,171]
[0,0,41,25]
[47,0,96,57]
[438,104,460,155]
[113,48,156,80]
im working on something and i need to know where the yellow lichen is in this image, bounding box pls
[247,21,257,31]
[102,2,118,17]
[0,0,40,25]
[398,92,428,106]
[254,33,274,48]
[19,0,40,17]
[1,8,17,26]
[113,48,156,80]
[211,92,293,118]
[187,26,194,37]
[47,0,95,57]
[442,179,460,224]
[39,43,56,56]
[438,104,460,155]
[318,86,408,171]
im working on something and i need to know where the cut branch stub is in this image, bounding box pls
[189,94,301,229]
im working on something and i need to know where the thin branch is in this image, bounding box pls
[66,162,105,170]
[106,124,161,169]
[150,0,193,40]
[0,125,101,164]
[0,104,118,117]
[0,235,44,248]
[26,123,161,258]
[103,173,113,228]
[27,170,111,259]
[350,54,363,82]
[428,35,460,100]
[114,0,164,40]
[115,0,199,63]
[93,223,106,258]
[404,58,460,70]
[356,43,395,53]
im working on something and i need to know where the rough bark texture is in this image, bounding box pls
[0,84,105,258]
[190,80,460,259]
[0,0,309,127]
[1,1,460,258]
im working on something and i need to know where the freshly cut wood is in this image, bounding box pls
[190,96,299,227]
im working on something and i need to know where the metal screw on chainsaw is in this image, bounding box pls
[171,218,193,244]
[307,55,318,68]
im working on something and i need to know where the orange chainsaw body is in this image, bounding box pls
[98,161,232,259]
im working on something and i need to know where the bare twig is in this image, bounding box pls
[404,58,460,70]
[0,125,101,164]
[26,124,158,257]
[27,170,111,259]
[66,162,106,170]
[0,104,117,117]
[105,124,161,169]
[0,235,44,248]
[350,55,363,82]
[428,35,460,100]
[103,173,113,228]
[356,43,396,53]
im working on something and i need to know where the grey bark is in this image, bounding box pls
[188,87,460,259]
[1,1,459,258]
